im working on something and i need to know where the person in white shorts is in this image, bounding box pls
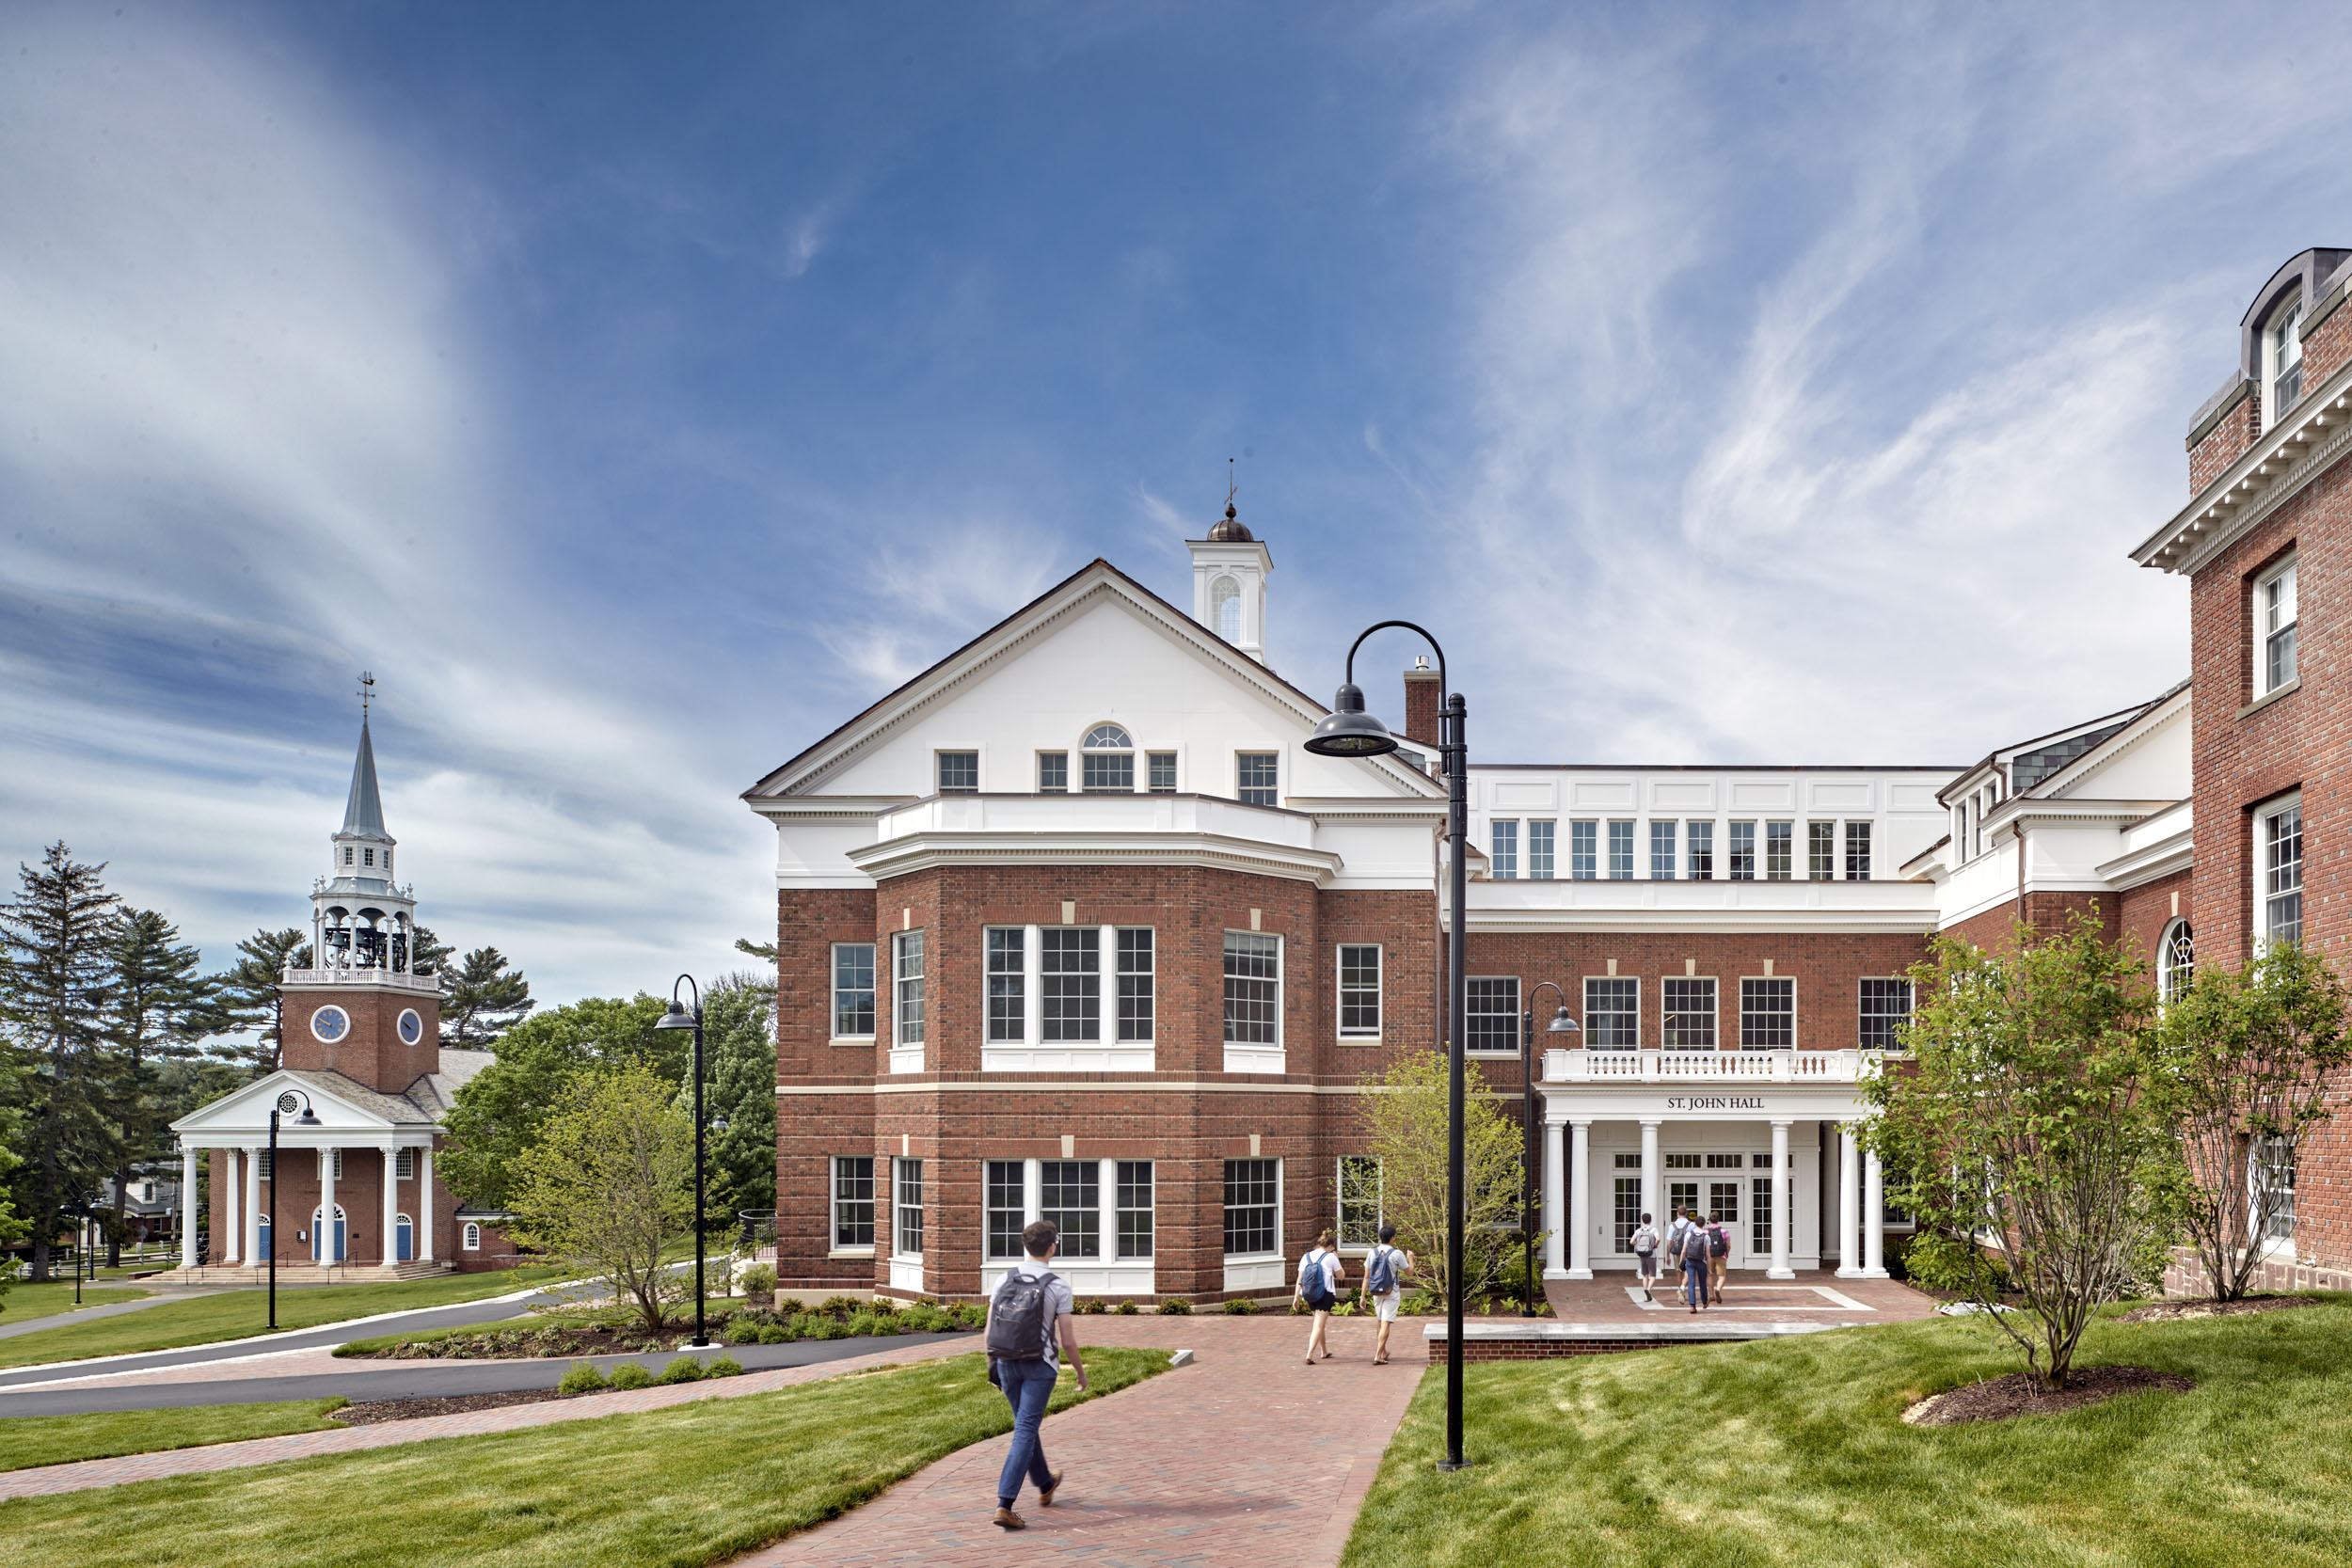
[1363,1223,1412,1366]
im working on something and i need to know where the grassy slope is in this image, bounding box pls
[0,1285,148,1328]
[0,1268,567,1370]
[1344,1297,2352,1568]
[0,1401,351,1473]
[0,1348,1167,1567]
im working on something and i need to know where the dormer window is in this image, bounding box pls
[1081,725,1136,792]
[2265,297,2303,428]
[2256,554,2298,696]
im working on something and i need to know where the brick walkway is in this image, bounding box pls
[733,1313,1424,1568]
[1542,1268,1938,1324]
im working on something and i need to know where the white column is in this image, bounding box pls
[1768,1120,1794,1278]
[1565,1120,1592,1279]
[319,1146,337,1265]
[1024,1157,1042,1226]
[180,1144,199,1269]
[1098,1157,1119,1265]
[1639,1119,1661,1240]
[222,1150,241,1264]
[244,1146,262,1265]
[381,1145,400,1267]
[418,1148,435,1262]
[1836,1124,1862,1277]
[1863,1145,1888,1277]
[1542,1118,1568,1276]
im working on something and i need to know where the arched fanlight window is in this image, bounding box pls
[2158,918,2195,1001]
[1080,724,1136,793]
[1210,576,1242,642]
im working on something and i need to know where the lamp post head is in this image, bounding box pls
[655,999,698,1031]
[1304,682,1399,758]
[1545,1006,1581,1036]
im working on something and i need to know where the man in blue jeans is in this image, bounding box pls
[992,1219,1088,1530]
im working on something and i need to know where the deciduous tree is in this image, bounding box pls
[675,976,776,1230]
[1358,1049,1527,1307]
[439,994,671,1210]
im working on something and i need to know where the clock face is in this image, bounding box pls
[310,1006,350,1043]
[397,1009,423,1045]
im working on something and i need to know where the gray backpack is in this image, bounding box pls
[987,1270,1057,1361]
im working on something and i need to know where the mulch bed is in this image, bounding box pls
[1902,1366,2193,1427]
[328,1388,589,1425]
[2115,1294,2320,1324]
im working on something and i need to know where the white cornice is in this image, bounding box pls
[2095,821,2194,892]
[2033,691,2187,800]
[1982,797,2177,835]
[846,831,1348,887]
[1460,908,1940,935]
[2135,356,2352,575]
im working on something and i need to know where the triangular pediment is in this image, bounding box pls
[745,558,1441,802]
[172,1069,431,1137]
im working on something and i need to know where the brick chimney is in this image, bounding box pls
[1403,657,1442,750]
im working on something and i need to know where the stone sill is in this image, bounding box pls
[2237,678,2300,721]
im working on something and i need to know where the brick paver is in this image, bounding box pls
[1542,1267,1939,1324]
[734,1313,1424,1568]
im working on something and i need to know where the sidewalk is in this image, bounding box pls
[734,1312,1424,1568]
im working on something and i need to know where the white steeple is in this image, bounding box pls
[1188,481,1272,664]
[310,675,421,974]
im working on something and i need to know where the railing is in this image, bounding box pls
[280,966,441,990]
[1543,1047,1879,1084]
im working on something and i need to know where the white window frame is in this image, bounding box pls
[891,929,925,1072]
[2265,296,2304,429]
[2251,1135,2296,1250]
[1662,975,1718,1049]
[1221,1156,1282,1260]
[1490,819,1518,879]
[1765,820,1793,881]
[1858,977,1913,1049]
[1608,819,1635,879]
[394,1148,416,1181]
[1222,930,1284,1072]
[981,926,1154,1071]
[893,1156,925,1259]
[1527,818,1556,879]
[831,942,876,1041]
[2157,919,2195,1003]
[1037,751,1069,793]
[1649,819,1677,879]
[1583,975,1639,1050]
[1337,1155,1383,1251]
[462,1221,482,1252]
[985,927,1025,1044]
[1739,976,1795,1050]
[2255,554,2298,698]
[1844,820,1872,881]
[934,750,979,794]
[2257,794,2303,952]
[1081,724,1137,793]
[1686,820,1715,880]
[1337,942,1382,1039]
[1567,819,1595,879]
[832,1155,876,1254]
[1464,975,1520,1055]
[1236,751,1279,807]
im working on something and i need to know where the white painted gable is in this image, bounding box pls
[171,1069,429,1144]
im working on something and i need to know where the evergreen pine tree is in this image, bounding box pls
[105,909,221,1265]
[218,927,311,1074]
[442,946,534,1047]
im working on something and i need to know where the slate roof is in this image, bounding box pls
[283,1069,440,1127]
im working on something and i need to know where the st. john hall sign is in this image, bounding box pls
[1662,1095,1767,1111]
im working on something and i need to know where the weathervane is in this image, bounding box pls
[1227,456,1237,512]
[359,671,374,717]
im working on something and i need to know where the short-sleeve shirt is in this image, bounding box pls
[1299,1246,1341,1299]
[1014,1257,1075,1345]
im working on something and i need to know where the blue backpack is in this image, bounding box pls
[1299,1251,1328,1298]
[1365,1244,1401,1295]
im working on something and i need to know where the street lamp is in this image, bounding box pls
[1305,619,1477,1471]
[1519,984,1581,1317]
[268,1089,323,1330]
[655,976,709,1349]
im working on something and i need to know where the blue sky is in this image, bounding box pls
[6,1,2349,1005]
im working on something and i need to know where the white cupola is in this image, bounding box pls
[311,703,421,976]
[1188,498,1272,664]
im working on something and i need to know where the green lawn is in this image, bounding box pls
[0,1347,1168,1566]
[0,1400,350,1473]
[0,1267,568,1370]
[1343,1295,2352,1568]
[0,1284,149,1327]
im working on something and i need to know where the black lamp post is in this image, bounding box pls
[655,977,709,1349]
[1305,620,1476,1471]
[268,1089,323,1331]
[1519,984,1581,1317]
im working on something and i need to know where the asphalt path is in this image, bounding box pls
[0,1331,977,1417]
[0,1293,202,1342]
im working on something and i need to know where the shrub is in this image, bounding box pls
[817,1295,867,1318]
[757,1322,797,1344]
[557,1360,612,1394]
[724,1319,762,1346]
[1115,1299,1139,1315]
[737,1263,777,1295]
[706,1354,745,1378]
[1076,1297,1106,1314]
[1904,1230,2012,1297]
[1223,1297,1258,1315]
[901,1305,950,1331]
[659,1355,707,1384]
[1158,1297,1192,1315]
[952,1304,988,1328]
[867,1294,899,1315]
[610,1361,656,1390]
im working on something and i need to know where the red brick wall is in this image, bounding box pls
[2189,384,2260,495]
[278,987,441,1094]
[1944,891,2119,958]
[2299,291,2352,402]
[1404,668,1444,750]
[2117,869,2193,971]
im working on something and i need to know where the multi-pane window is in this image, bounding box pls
[1528,819,1557,879]
[1042,927,1101,1041]
[1490,820,1518,879]
[1584,976,1638,1049]
[1041,1159,1100,1259]
[833,1157,875,1248]
[1038,752,1069,793]
[1740,977,1794,1049]
[833,942,876,1037]
[937,752,978,793]
[1237,752,1279,807]
[1083,733,1136,792]
[892,931,925,1047]
[1117,927,1154,1041]
[1808,821,1836,880]
[1609,820,1635,879]
[2266,299,2304,426]
[1844,821,1872,880]
[1118,1161,1155,1258]
[1751,1170,1790,1258]
[1148,752,1178,793]
[1765,821,1792,880]
[2259,557,2298,695]
[2264,801,2303,945]
[1650,820,1677,879]
[1466,976,1520,1053]
[1339,944,1382,1037]
[1223,1158,1279,1256]
[892,1158,923,1257]
[986,928,1025,1042]
[1338,1155,1383,1246]
[1613,1153,1643,1253]
[1687,821,1715,880]
[1663,976,1716,1048]
[985,1160,1025,1259]
[395,1148,416,1180]
[1858,978,1913,1049]
[1728,821,1756,880]
[1569,820,1597,879]
[1223,932,1280,1045]
[2159,921,2196,1002]
[2253,1136,2296,1243]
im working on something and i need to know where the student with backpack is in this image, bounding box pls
[1676,1212,1712,1312]
[1707,1214,1732,1302]
[1362,1223,1412,1366]
[1293,1228,1345,1365]
[985,1219,1088,1531]
[1629,1212,1661,1294]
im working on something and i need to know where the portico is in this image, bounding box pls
[1539,1047,1892,1282]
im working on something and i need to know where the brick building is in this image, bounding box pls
[755,249,2352,1303]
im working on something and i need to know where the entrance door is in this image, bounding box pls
[310,1205,347,1262]
[395,1214,414,1263]
[1708,1181,1743,1268]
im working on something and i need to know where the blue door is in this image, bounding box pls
[311,1206,346,1261]
[395,1215,414,1262]
[258,1217,271,1259]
